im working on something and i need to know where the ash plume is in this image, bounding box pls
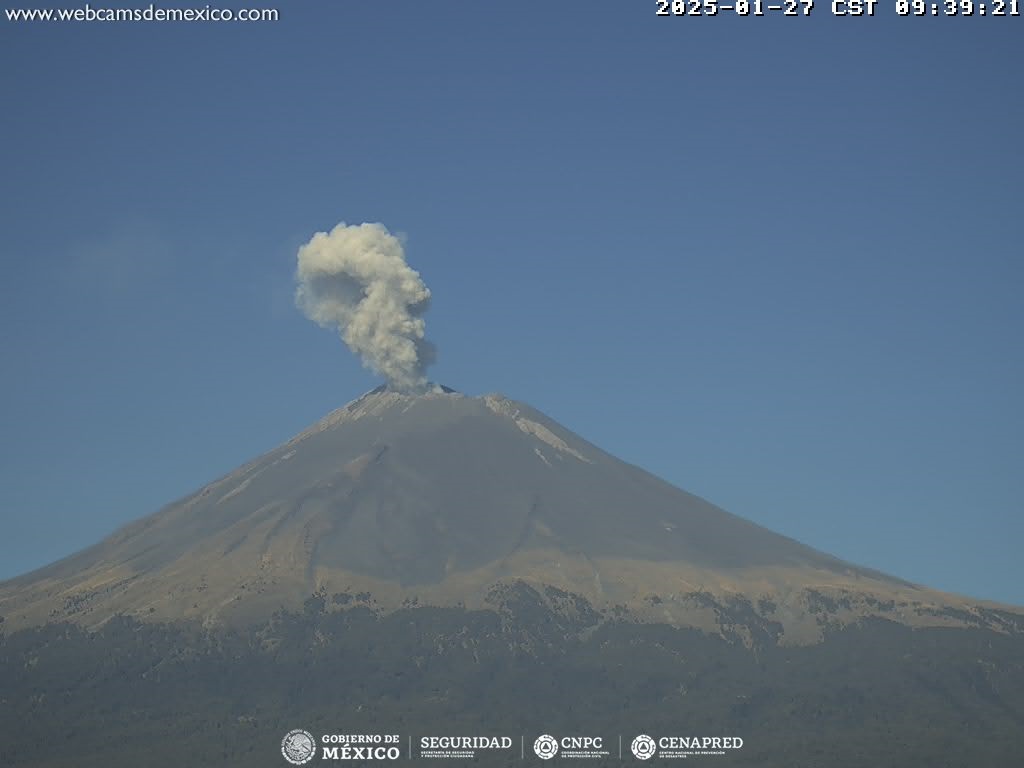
[295,222,436,393]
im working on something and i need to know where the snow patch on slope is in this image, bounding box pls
[288,388,463,446]
[483,395,592,463]
[534,447,553,468]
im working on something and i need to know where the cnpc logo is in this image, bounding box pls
[534,734,605,759]
[533,735,559,759]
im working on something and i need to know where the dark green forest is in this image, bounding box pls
[2,583,1023,767]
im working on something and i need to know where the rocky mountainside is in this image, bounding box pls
[2,386,1018,644]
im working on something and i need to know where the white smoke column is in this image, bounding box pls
[295,222,436,393]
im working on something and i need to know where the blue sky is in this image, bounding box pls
[1,4,1021,605]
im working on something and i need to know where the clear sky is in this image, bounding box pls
[1,3,1021,605]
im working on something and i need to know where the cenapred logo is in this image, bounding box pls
[281,729,317,765]
[534,734,559,760]
[631,734,657,761]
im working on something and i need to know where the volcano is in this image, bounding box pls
[4,386,1024,768]
[0,386,1014,641]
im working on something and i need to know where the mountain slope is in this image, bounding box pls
[0,387,1017,641]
